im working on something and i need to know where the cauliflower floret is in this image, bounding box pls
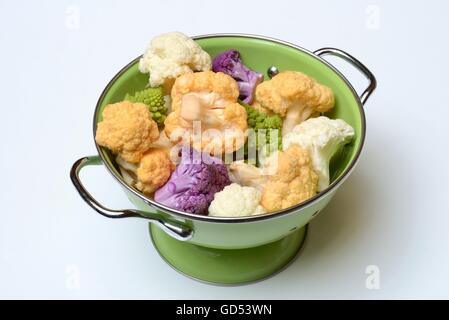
[164,71,247,154]
[283,116,355,191]
[95,101,159,163]
[170,70,240,110]
[209,183,266,217]
[116,148,175,195]
[229,145,318,212]
[136,149,175,194]
[255,71,334,136]
[211,49,263,104]
[260,145,318,211]
[154,147,231,215]
[139,32,211,88]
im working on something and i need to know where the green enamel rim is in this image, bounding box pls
[93,34,366,223]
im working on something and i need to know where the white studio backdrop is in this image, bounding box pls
[0,0,448,299]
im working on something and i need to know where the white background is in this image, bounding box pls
[0,0,448,299]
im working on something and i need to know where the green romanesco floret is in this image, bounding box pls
[241,102,283,165]
[124,87,168,126]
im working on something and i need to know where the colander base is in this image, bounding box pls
[149,223,308,285]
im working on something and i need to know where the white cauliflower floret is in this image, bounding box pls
[283,116,355,192]
[139,32,211,88]
[208,183,266,217]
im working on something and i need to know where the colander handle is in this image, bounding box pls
[314,47,377,105]
[70,156,193,241]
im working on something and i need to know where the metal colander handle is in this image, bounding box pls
[70,156,193,241]
[314,47,377,105]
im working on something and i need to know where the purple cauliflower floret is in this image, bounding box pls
[154,147,231,215]
[212,50,263,104]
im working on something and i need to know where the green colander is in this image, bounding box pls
[71,34,376,285]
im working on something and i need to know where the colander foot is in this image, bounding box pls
[148,224,308,286]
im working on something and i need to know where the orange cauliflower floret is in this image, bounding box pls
[136,149,175,194]
[260,145,318,211]
[229,145,318,212]
[116,148,175,195]
[164,71,247,154]
[95,101,159,163]
[255,71,334,136]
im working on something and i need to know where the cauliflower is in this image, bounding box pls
[261,145,318,211]
[209,183,266,217]
[95,101,159,163]
[136,149,176,194]
[139,32,211,88]
[116,148,175,195]
[229,145,318,212]
[154,147,231,215]
[124,87,169,126]
[212,50,263,104]
[164,71,248,154]
[255,71,335,136]
[283,116,355,192]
